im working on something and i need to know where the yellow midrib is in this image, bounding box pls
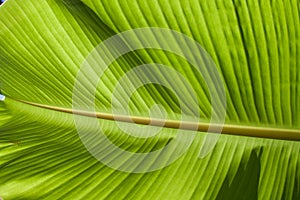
[10,97,300,141]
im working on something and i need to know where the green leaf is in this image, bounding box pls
[0,0,299,199]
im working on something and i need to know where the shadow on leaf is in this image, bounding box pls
[216,150,261,200]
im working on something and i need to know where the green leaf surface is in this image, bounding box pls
[0,0,299,199]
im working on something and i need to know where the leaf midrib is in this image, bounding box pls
[9,96,300,141]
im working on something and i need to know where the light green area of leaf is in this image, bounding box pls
[0,0,299,199]
[1,99,300,199]
[82,0,300,127]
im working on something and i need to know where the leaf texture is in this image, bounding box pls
[0,0,299,199]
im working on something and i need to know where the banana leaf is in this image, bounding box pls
[0,0,299,199]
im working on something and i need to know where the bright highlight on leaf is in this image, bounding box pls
[0,0,299,199]
[0,94,5,101]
